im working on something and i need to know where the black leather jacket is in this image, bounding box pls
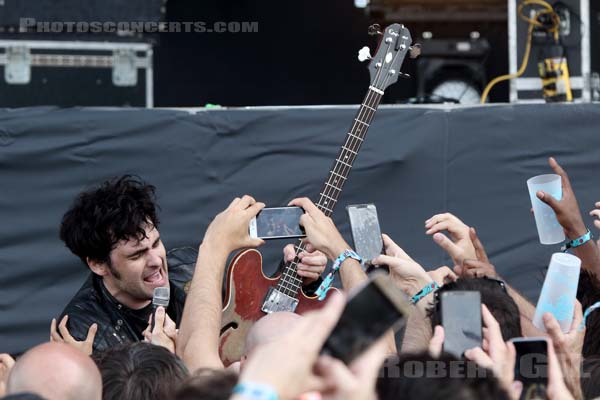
[58,247,196,354]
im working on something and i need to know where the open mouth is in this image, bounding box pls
[143,269,165,286]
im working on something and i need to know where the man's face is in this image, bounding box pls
[102,224,168,308]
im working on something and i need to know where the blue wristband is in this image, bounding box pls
[561,229,593,252]
[233,382,279,400]
[410,281,439,305]
[315,249,362,300]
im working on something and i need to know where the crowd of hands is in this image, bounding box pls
[1,156,600,400]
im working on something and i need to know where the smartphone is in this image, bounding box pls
[440,291,482,358]
[346,203,384,270]
[322,273,411,364]
[249,206,306,240]
[510,337,548,400]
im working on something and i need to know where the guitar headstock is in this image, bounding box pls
[365,24,413,92]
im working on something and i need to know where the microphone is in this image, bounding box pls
[150,286,170,331]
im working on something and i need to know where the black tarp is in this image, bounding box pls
[1,104,600,354]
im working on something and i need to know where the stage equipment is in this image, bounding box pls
[0,40,153,107]
[493,0,591,103]
[414,35,489,104]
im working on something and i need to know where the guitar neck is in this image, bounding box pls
[275,87,384,296]
[315,86,383,216]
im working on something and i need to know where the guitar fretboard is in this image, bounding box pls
[275,87,384,297]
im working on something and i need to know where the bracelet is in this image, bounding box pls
[232,382,279,400]
[410,281,439,305]
[561,229,593,252]
[315,249,362,300]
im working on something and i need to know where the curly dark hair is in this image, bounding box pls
[60,175,159,266]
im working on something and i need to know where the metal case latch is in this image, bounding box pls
[112,49,137,86]
[5,46,31,84]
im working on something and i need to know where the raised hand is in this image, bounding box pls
[464,305,520,399]
[542,301,584,400]
[283,242,327,283]
[426,213,476,266]
[371,234,432,297]
[458,227,499,279]
[288,197,349,261]
[536,157,587,239]
[50,315,97,356]
[0,353,15,397]
[143,306,178,354]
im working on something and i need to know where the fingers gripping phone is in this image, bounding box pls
[440,291,482,358]
[249,206,306,240]
[347,204,384,270]
[322,273,411,364]
[510,337,548,400]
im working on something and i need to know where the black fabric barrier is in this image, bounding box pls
[1,104,600,354]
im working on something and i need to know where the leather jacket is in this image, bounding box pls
[58,247,196,354]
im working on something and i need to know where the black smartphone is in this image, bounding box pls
[322,273,411,364]
[440,290,482,358]
[346,203,384,270]
[249,206,306,240]
[511,337,548,400]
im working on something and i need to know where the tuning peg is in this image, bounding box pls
[358,46,372,62]
[399,72,411,79]
[368,24,382,36]
[409,44,421,59]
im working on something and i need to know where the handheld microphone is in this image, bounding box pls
[150,286,170,331]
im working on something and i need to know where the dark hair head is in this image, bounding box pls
[581,355,600,399]
[60,175,159,266]
[428,277,522,340]
[174,368,238,400]
[93,342,188,400]
[376,352,510,400]
[577,270,600,357]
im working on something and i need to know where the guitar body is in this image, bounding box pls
[219,248,332,365]
[218,23,413,366]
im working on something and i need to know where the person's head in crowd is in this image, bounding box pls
[376,352,510,400]
[174,368,238,400]
[93,342,188,400]
[60,175,167,308]
[6,342,102,400]
[428,277,522,340]
[242,311,302,364]
[577,270,600,357]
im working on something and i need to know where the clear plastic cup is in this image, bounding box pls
[527,174,565,244]
[533,252,581,333]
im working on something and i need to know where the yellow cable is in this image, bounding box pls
[480,0,559,103]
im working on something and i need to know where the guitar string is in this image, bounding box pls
[276,34,400,297]
[276,42,390,297]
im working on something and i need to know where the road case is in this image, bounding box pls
[0,39,153,107]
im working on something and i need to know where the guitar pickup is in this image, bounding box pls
[261,287,299,314]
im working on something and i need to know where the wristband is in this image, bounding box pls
[233,382,279,400]
[410,281,439,305]
[315,249,362,300]
[561,229,592,252]
[579,301,600,332]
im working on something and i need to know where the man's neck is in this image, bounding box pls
[101,278,151,310]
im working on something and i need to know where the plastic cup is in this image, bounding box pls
[527,174,565,244]
[533,252,581,333]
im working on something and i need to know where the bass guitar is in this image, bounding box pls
[220,23,416,365]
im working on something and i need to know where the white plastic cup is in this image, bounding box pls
[527,174,565,244]
[533,252,581,333]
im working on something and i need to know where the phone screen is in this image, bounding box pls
[322,275,408,364]
[253,207,305,240]
[440,291,482,358]
[512,338,548,400]
[347,204,383,267]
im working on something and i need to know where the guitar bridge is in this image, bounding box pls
[261,287,299,313]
